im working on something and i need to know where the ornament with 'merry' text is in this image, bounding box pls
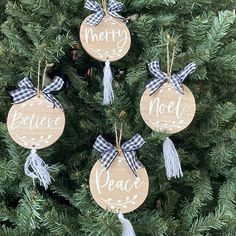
[7,96,65,149]
[140,83,196,134]
[80,14,131,62]
[89,153,149,213]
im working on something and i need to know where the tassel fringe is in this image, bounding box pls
[118,212,136,236]
[103,61,114,105]
[24,148,53,189]
[163,137,183,180]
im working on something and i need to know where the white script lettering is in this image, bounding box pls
[149,96,185,119]
[85,28,128,48]
[95,169,143,194]
[11,110,62,130]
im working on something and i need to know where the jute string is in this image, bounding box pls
[115,123,123,155]
[166,35,176,83]
[102,0,107,13]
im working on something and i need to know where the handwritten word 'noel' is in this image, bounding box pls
[95,169,143,194]
[10,110,62,130]
[85,28,128,48]
[149,96,185,119]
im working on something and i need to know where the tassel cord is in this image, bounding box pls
[24,148,53,190]
[103,61,114,105]
[118,212,136,236]
[163,137,183,180]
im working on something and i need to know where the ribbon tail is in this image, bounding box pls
[170,75,184,94]
[43,94,63,109]
[146,79,166,95]
[123,151,143,177]
[108,11,126,22]
[42,76,64,108]
[121,134,145,176]
[101,150,118,170]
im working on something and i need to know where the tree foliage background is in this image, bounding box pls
[0,0,236,235]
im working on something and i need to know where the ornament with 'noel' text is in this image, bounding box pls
[140,61,197,134]
[90,135,149,213]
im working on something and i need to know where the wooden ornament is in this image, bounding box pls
[140,83,196,134]
[80,14,131,62]
[7,96,65,149]
[89,153,149,214]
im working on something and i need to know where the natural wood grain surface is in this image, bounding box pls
[89,154,149,214]
[80,14,131,62]
[140,83,196,134]
[7,96,65,149]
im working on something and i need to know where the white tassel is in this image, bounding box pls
[24,148,53,190]
[163,137,183,180]
[103,61,114,105]
[118,212,136,236]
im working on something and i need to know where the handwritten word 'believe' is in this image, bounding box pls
[10,110,62,130]
[85,28,128,48]
[149,96,185,119]
[95,169,143,194]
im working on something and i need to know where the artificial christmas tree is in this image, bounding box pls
[0,0,236,235]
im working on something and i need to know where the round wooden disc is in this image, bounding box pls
[7,96,65,149]
[140,83,196,134]
[89,154,149,214]
[80,14,131,62]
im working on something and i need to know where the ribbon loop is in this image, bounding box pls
[93,134,145,176]
[85,0,102,12]
[18,77,35,89]
[10,77,64,108]
[93,135,117,170]
[85,0,126,26]
[10,77,37,104]
[121,134,145,152]
[43,76,64,109]
[108,0,124,12]
[175,62,197,83]
[147,61,197,95]
[146,61,168,95]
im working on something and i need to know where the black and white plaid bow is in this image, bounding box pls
[93,134,145,176]
[147,61,197,95]
[10,77,64,109]
[85,0,126,26]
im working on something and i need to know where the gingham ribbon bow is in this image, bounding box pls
[93,134,145,176]
[85,0,126,26]
[10,77,64,109]
[147,61,197,95]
